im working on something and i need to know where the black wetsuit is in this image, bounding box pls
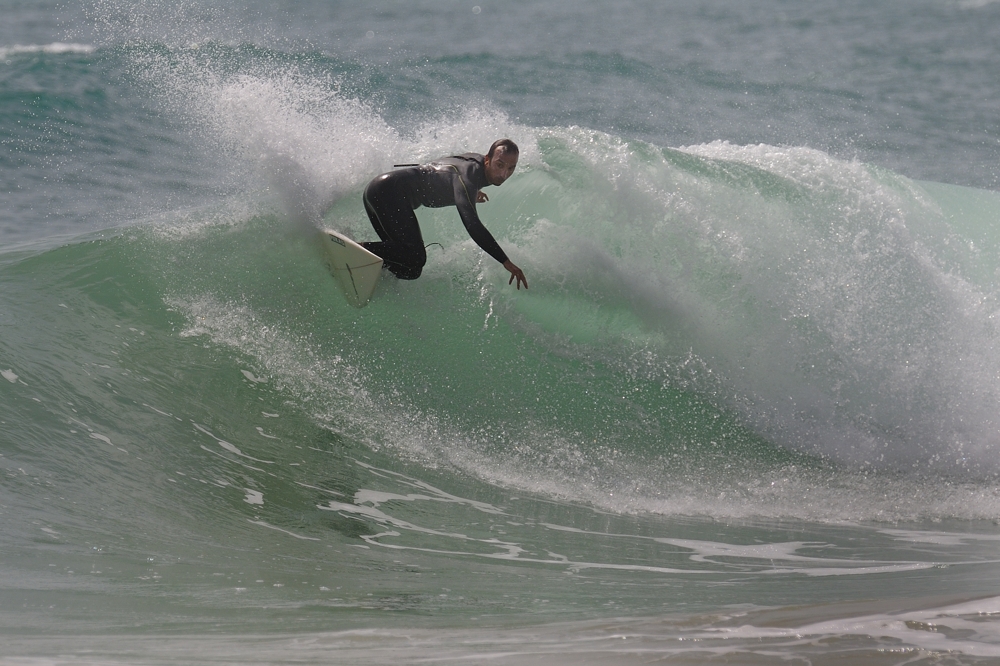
[361,153,509,280]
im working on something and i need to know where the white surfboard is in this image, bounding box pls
[321,229,383,308]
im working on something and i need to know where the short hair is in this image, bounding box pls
[487,138,519,159]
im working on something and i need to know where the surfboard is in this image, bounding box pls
[320,229,383,308]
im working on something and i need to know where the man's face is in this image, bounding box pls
[484,148,518,186]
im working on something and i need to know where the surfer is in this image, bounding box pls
[360,138,528,289]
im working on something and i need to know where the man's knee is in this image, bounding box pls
[389,245,426,280]
[390,265,422,280]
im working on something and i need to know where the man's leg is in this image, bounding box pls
[361,174,427,280]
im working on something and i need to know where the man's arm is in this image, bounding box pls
[444,160,528,289]
[451,169,510,265]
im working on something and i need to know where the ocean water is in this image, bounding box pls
[5,0,1000,663]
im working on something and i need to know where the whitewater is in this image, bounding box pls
[4,0,1000,663]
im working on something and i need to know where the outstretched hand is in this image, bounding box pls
[477,191,489,203]
[503,260,528,290]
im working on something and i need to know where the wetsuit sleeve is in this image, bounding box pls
[451,170,509,265]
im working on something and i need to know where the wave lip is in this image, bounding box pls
[0,42,96,58]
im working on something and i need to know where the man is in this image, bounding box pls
[360,138,528,289]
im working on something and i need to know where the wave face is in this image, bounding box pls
[7,120,1000,526]
[6,0,1000,662]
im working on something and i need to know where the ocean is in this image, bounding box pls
[4,0,1000,663]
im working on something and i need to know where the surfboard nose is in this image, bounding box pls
[321,229,384,307]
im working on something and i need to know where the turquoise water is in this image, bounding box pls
[5,1,1000,663]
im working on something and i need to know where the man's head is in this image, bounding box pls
[484,138,519,186]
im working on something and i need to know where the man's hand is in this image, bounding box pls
[477,191,489,203]
[503,260,528,290]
